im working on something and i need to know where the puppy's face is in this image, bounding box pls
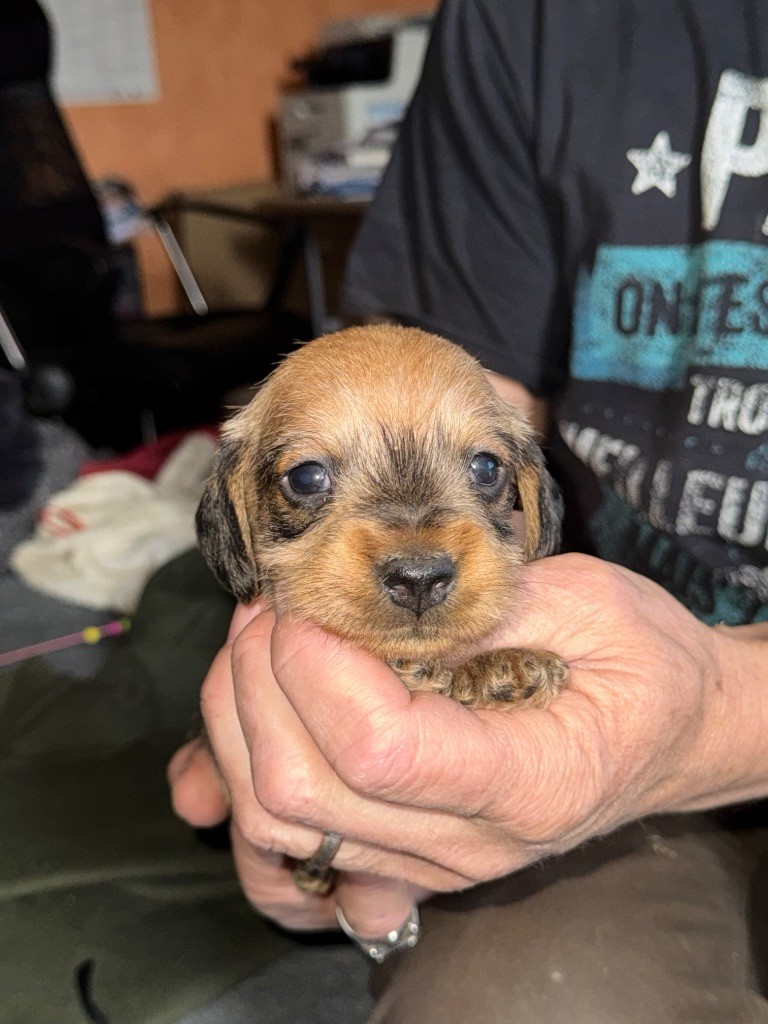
[197,326,562,663]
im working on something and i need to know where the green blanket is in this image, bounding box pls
[0,551,295,1024]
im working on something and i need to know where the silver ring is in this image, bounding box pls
[292,831,342,895]
[336,904,421,963]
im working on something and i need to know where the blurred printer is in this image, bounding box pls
[279,14,432,196]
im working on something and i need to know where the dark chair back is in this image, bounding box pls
[0,1,115,372]
[0,0,312,450]
[0,80,106,254]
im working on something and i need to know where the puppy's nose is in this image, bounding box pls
[380,555,456,616]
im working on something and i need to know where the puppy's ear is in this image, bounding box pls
[515,446,564,561]
[196,441,260,604]
[497,400,564,561]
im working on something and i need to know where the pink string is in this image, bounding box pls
[0,618,131,668]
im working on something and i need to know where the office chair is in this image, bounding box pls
[0,0,311,449]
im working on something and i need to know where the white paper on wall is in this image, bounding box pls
[42,0,159,104]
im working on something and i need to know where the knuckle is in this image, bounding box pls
[567,552,620,594]
[232,804,269,848]
[232,805,287,856]
[561,551,599,574]
[332,715,417,796]
[557,554,637,628]
[253,761,321,822]
[590,559,631,606]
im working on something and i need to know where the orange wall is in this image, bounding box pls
[60,0,431,313]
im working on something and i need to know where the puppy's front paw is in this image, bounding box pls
[391,659,453,696]
[449,648,568,710]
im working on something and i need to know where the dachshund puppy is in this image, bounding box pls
[196,325,567,711]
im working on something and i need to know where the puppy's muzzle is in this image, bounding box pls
[379,554,456,617]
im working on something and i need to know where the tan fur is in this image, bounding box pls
[197,325,567,709]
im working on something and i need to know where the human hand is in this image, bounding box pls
[168,602,426,939]
[169,553,768,937]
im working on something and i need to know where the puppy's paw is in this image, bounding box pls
[390,659,453,696]
[449,648,568,710]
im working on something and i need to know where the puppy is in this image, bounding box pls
[196,325,567,711]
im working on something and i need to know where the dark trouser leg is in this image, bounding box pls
[367,816,768,1024]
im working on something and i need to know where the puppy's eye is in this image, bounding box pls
[469,453,502,487]
[285,461,331,496]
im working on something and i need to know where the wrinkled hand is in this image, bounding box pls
[168,553,768,938]
[168,603,425,938]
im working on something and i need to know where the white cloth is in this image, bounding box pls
[11,433,216,613]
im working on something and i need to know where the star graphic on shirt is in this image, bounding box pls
[627,131,691,198]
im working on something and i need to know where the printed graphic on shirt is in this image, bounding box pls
[700,70,768,232]
[571,241,768,389]
[587,487,768,625]
[560,238,768,624]
[627,131,691,198]
[624,70,768,231]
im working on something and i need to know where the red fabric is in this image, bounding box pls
[79,426,219,481]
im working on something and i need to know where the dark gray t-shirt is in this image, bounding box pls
[344,0,768,625]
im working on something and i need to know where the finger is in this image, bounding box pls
[335,873,425,940]
[168,737,230,827]
[267,612,550,815]
[227,599,267,643]
[230,821,337,932]
[211,615,487,888]
[166,603,266,827]
[196,631,463,915]
[266,612,610,852]
[233,615,530,884]
[200,620,335,860]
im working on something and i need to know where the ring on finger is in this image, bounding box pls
[336,904,421,963]
[292,830,342,896]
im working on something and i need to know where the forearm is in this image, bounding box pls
[665,628,768,813]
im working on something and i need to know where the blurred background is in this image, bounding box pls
[0,5,436,1022]
[60,0,432,313]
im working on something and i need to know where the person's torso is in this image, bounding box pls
[539,0,768,623]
